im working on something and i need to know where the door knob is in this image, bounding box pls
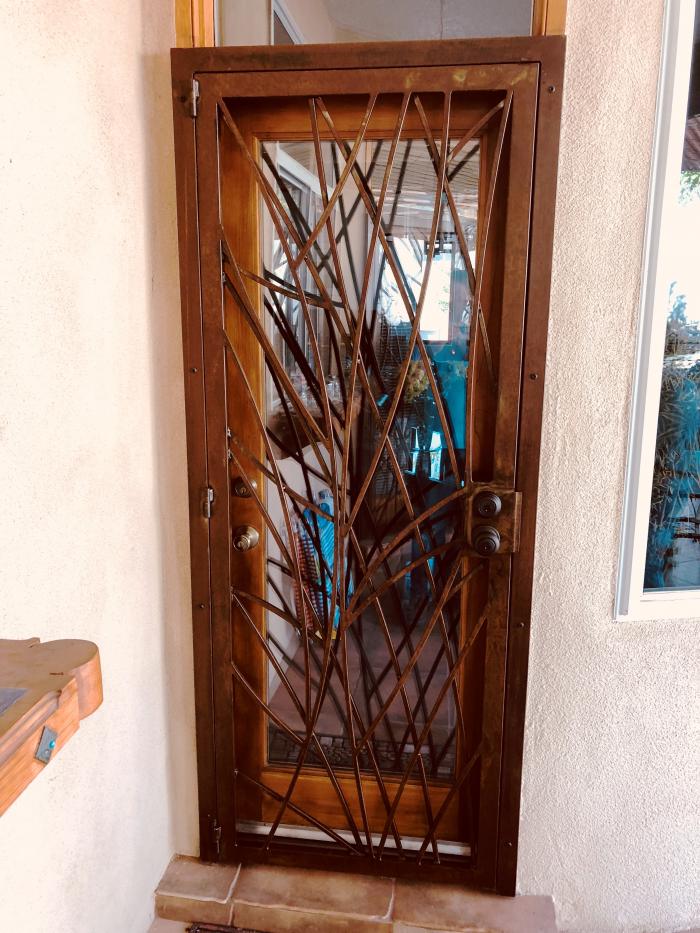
[233,525,260,552]
[473,525,501,556]
[474,490,502,518]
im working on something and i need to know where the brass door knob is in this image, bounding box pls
[473,525,501,556]
[233,525,260,552]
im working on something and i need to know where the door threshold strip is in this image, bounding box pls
[236,819,471,857]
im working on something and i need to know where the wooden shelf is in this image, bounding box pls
[0,638,102,816]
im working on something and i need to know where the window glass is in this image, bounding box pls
[644,0,700,590]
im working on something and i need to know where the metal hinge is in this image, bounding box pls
[186,77,200,118]
[202,485,215,519]
[211,818,222,856]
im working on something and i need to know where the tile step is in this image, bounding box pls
[155,855,557,933]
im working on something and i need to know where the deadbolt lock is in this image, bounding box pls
[232,476,258,498]
[233,525,260,552]
[474,490,502,518]
[472,525,501,556]
[467,486,521,555]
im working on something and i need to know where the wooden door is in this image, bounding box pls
[172,38,564,893]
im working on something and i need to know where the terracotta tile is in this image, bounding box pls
[392,881,556,933]
[155,854,240,925]
[156,854,241,901]
[233,864,394,932]
[393,927,481,933]
[235,903,392,933]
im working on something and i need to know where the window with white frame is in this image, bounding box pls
[617,0,700,619]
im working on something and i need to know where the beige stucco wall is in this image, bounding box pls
[519,1,700,931]
[0,2,198,932]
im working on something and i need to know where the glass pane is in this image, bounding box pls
[258,130,480,778]
[273,12,295,45]
[644,2,700,591]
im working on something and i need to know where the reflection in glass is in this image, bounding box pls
[255,132,479,777]
[644,7,700,591]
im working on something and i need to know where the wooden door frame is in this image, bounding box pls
[171,36,564,894]
[174,0,567,48]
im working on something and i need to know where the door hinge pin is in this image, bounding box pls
[202,485,215,519]
[212,820,222,855]
[186,77,200,118]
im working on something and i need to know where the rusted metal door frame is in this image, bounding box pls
[171,37,564,895]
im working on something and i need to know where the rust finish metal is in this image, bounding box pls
[171,37,565,895]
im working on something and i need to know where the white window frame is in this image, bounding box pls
[616,0,700,620]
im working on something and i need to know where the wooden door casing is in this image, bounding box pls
[171,38,565,894]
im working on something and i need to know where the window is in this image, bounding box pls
[617,0,700,618]
[272,1,303,45]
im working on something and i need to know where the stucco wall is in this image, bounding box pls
[518,1,700,931]
[0,2,198,932]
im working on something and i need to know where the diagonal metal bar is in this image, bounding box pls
[218,102,344,650]
[338,91,411,530]
[236,770,362,855]
[346,539,465,626]
[355,560,484,751]
[348,527,439,856]
[232,590,306,720]
[376,611,489,855]
[447,99,505,165]
[220,327,318,707]
[413,95,496,387]
[314,94,463,523]
[292,94,377,271]
[467,90,513,483]
[416,741,483,862]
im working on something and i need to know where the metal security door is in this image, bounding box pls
[172,38,564,893]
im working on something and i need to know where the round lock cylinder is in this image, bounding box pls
[473,525,501,556]
[474,490,502,518]
[233,477,257,498]
[233,525,260,552]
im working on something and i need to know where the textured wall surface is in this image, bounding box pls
[518,1,700,931]
[0,2,198,932]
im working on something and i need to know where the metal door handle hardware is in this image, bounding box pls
[233,525,260,552]
[474,491,502,518]
[466,487,521,554]
[233,477,257,498]
[473,525,501,556]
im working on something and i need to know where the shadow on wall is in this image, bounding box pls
[139,1,199,859]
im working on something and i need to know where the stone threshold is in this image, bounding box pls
[154,855,557,932]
